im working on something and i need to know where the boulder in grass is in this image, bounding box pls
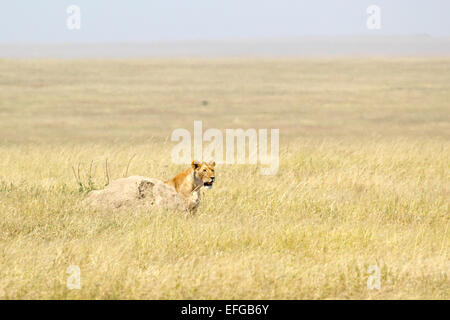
[83,176,187,212]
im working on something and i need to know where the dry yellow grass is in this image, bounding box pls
[0,58,448,299]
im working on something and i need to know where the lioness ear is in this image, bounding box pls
[208,161,216,168]
[191,160,200,169]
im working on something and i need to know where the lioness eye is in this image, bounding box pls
[203,169,207,172]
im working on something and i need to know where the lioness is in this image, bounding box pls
[165,161,215,213]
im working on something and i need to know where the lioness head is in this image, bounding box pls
[192,160,215,189]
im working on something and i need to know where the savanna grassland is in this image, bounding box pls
[0,58,448,299]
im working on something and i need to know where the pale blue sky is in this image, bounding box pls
[0,0,449,43]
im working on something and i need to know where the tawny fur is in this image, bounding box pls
[165,161,215,213]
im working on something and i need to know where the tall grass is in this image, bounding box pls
[0,58,448,299]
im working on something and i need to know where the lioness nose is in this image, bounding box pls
[211,177,215,182]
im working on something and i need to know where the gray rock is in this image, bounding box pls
[83,176,187,212]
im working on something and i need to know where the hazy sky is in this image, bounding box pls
[1,0,449,43]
